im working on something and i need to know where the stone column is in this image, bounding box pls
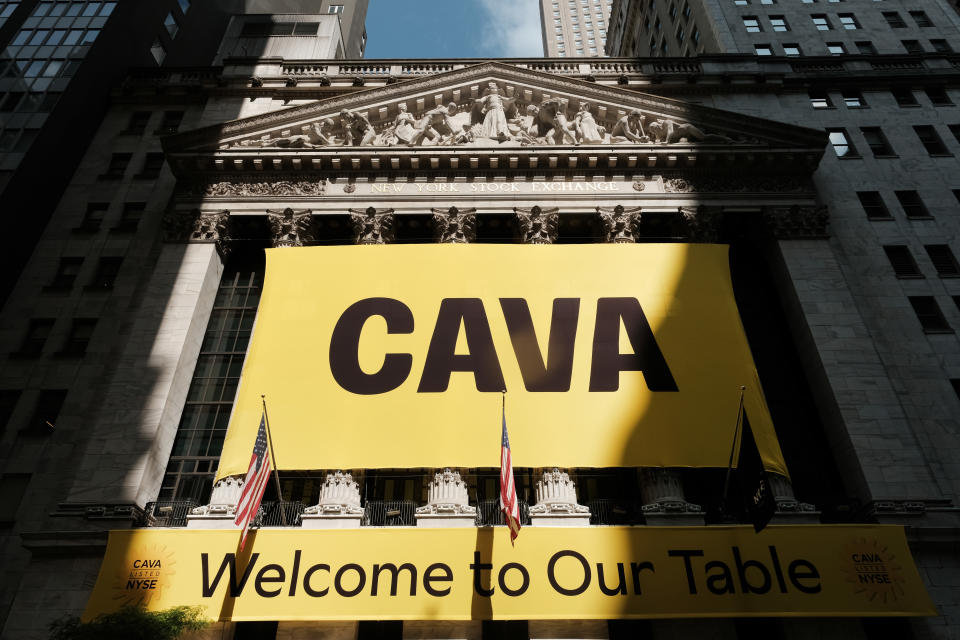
[639,468,703,525]
[529,468,590,526]
[431,207,477,243]
[267,207,315,247]
[415,468,477,527]
[301,471,364,529]
[597,205,642,243]
[514,206,559,244]
[769,473,819,524]
[679,206,723,243]
[186,476,243,529]
[349,206,395,244]
[64,210,229,508]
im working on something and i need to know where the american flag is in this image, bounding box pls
[234,413,271,551]
[500,409,521,544]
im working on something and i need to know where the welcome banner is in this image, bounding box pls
[84,525,936,621]
[217,244,787,477]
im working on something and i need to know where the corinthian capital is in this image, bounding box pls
[597,205,642,243]
[680,206,723,243]
[431,207,477,243]
[514,206,559,244]
[162,209,231,256]
[349,207,396,245]
[267,208,315,247]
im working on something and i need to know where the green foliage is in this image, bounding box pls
[49,605,209,640]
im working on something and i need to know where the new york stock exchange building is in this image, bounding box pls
[3,47,960,640]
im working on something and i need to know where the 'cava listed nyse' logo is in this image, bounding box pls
[841,538,907,604]
[111,544,176,607]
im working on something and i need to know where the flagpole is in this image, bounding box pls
[721,385,746,513]
[261,395,287,526]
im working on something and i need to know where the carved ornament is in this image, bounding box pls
[597,205,642,243]
[680,206,723,244]
[349,207,396,245]
[431,207,477,243]
[664,176,812,194]
[762,205,829,239]
[163,209,231,255]
[515,206,559,245]
[415,468,477,516]
[182,179,326,198]
[529,468,590,515]
[267,208,315,247]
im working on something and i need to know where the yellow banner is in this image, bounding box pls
[218,244,786,478]
[84,525,936,621]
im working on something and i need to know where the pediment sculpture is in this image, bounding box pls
[228,81,740,150]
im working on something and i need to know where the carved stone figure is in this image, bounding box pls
[236,118,335,148]
[515,206,559,244]
[431,207,477,243]
[381,103,418,146]
[597,205,642,243]
[574,102,605,144]
[648,117,733,144]
[508,104,542,144]
[338,109,376,146]
[528,468,590,516]
[410,102,459,146]
[537,98,577,145]
[349,207,395,244]
[473,82,516,141]
[611,109,648,143]
[415,469,477,516]
[267,208,314,247]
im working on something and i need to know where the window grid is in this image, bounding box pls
[857,191,891,219]
[883,246,922,278]
[159,266,264,502]
[914,125,950,155]
[909,296,952,333]
[895,190,930,218]
[925,245,960,277]
[861,127,895,156]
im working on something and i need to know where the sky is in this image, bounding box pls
[364,0,545,59]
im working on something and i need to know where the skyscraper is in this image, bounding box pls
[539,0,613,57]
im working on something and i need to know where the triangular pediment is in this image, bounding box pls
[164,62,826,157]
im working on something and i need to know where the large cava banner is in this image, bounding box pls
[84,526,936,620]
[218,244,787,477]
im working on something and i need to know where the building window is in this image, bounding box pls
[838,13,859,29]
[160,263,264,503]
[156,111,185,135]
[811,15,831,30]
[88,257,123,290]
[930,39,952,54]
[857,191,891,219]
[826,42,846,55]
[914,125,950,155]
[0,390,21,435]
[0,474,31,524]
[734,0,748,5]
[769,16,789,31]
[892,88,918,107]
[950,125,960,145]
[14,319,55,357]
[909,10,932,27]
[136,153,165,179]
[895,190,930,218]
[925,245,960,277]
[742,16,761,32]
[25,390,67,435]
[754,44,773,56]
[124,111,151,136]
[809,89,831,108]
[883,11,906,28]
[843,91,865,108]
[114,203,144,232]
[77,202,109,231]
[46,257,83,290]
[924,87,953,106]
[883,246,922,277]
[827,129,856,156]
[100,153,131,180]
[783,43,801,56]
[909,297,952,333]
[901,40,924,54]
[293,22,319,35]
[58,319,97,357]
[150,37,166,65]
[164,12,179,38]
[328,4,344,14]
[855,41,876,54]
[860,127,895,156]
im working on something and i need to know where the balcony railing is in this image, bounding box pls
[587,499,643,526]
[253,501,306,527]
[474,499,532,527]
[363,500,417,527]
[139,500,198,527]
